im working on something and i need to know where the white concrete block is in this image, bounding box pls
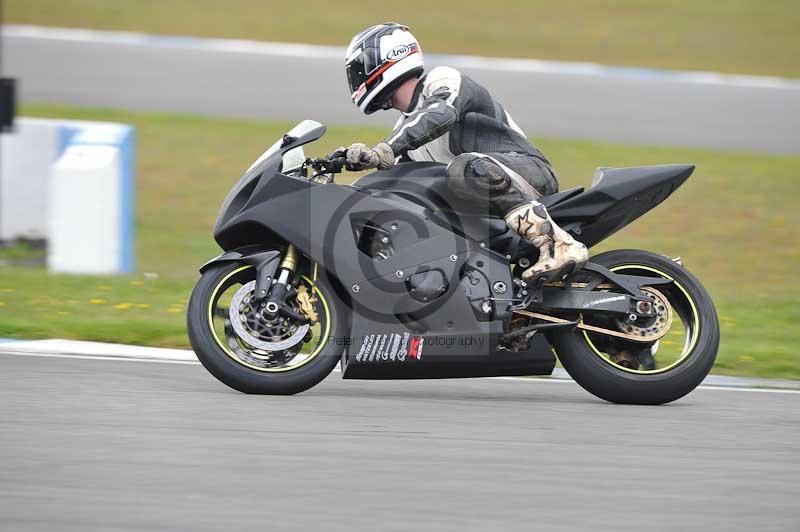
[47,145,123,274]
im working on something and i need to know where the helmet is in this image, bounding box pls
[345,23,424,114]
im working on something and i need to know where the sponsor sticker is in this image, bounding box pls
[386,44,411,61]
[354,332,424,363]
[582,295,626,309]
[408,336,423,360]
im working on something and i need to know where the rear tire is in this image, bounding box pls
[553,249,719,404]
[187,262,346,395]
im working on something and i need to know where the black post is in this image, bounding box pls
[0,0,14,133]
[0,78,15,133]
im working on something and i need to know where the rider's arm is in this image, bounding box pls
[384,66,466,156]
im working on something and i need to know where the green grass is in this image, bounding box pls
[0,104,798,379]
[0,241,44,262]
[6,0,800,78]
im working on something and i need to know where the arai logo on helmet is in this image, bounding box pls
[386,44,411,61]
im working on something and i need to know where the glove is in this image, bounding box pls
[345,142,395,171]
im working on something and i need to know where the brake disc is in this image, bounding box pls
[229,281,309,351]
[615,287,673,340]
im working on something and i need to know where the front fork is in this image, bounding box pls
[267,244,298,305]
[256,244,307,322]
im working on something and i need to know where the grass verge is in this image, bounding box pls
[0,104,798,379]
[6,0,800,78]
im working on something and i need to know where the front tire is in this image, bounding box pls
[187,262,346,394]
[553,249,720,404]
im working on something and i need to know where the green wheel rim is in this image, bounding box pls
[207,265,332,373]
[582,264,701,375]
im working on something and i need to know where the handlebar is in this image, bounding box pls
[306,155,347,175]
[304,148,348,183]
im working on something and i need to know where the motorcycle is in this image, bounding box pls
[187,120,719,404]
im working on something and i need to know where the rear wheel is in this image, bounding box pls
[187,261,345,394]
[552,249,719,404]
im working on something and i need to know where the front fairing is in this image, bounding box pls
[213,120,327,239]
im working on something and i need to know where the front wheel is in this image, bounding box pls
[187,262,346,394]
[552,249,720,404]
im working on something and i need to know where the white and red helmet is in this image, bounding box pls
[345,23,424,114]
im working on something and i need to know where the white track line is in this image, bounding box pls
[0,350,201,365]
[694,386,800,395]
[4,24,799,91]
[494,375,800,394]
[1,349,798,395]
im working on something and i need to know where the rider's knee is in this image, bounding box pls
[445,153,476,194]
[446,153,476,179]
[447,153,508,185]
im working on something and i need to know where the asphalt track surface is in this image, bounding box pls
[1,353,797,531]
[3,25,800,154]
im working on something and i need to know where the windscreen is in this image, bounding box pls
[246,120,324,173]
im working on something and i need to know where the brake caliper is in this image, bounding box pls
[296,285,319,324]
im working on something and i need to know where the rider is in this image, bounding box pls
[342,22,588,280]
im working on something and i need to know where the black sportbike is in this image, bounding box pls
[187,120,719,404]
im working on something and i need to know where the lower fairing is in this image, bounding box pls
[341,331,556,379]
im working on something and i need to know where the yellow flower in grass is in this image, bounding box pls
[114,303,133,310]
[0,301,6,307]
[135,303,150,309]
[89,298,106,305]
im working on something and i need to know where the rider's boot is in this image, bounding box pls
[504,201,588,281]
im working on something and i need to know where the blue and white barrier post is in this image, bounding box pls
[48,123,135,274]
[0,117,135,274]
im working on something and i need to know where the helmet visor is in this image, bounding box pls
[345,53,366,96]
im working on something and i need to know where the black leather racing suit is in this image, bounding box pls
[384,66,558,216]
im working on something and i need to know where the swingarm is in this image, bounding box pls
[521,262,672,317]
